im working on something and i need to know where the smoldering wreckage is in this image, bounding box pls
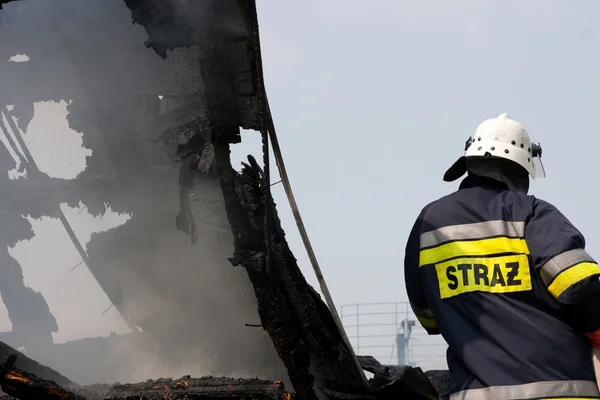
[0,1,450,399]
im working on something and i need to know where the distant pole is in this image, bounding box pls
[397,318,415,366]
[396,331,407,365]
[404,321,410,365]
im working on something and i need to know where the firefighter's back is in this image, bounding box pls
[419,175,598,399]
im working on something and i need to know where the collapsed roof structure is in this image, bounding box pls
[0,1,450,399]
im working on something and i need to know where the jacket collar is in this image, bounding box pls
[459,174,509,191]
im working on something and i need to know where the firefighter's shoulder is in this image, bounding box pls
[526,195,579,228]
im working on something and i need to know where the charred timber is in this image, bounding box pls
[0,372,293,400]
[0,355,84,400]
[125,0,328,397]
[188,1,370,399]
[0,358,446,400]
[358,356,447,400]
[218,155,373,400]
[99,377,291,400]
[0,343,75,388]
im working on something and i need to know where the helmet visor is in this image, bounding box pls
[531,143,546,179]
[532,156,546,179]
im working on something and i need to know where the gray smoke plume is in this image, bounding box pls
[0,0,288,388]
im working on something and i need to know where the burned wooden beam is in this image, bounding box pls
[211,153,372,400]
[0,343,75,389]
[181,2,371,399]
[0,355,84,400]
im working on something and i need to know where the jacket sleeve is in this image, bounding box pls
[526,198,600,347]
[404,207,439,335]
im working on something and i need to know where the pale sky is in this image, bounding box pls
[2,0,600,372]
[252,0,600,369]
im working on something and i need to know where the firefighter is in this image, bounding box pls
[404,113,600,400]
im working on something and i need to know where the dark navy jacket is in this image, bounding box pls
[404,175,600,400]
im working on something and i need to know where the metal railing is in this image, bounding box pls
[340,302,448,370]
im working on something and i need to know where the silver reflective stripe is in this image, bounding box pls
[539,248,597,285]
[450,380,600,400]
[420,220,525,249]
[409,300,434,319]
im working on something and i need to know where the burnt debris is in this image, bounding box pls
[0,0,449,399]
[0,353,447,400]
[0,344,74,389]
[0,0,284,381]
[0,355,85,400]
[0,356,292,400]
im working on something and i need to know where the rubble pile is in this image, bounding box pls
[0,352,449,400]
[0,338,450,400]
[0,355,292,400]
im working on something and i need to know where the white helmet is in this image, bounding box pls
[443,113,545,182]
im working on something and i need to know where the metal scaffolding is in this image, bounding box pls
[340,301,448,370]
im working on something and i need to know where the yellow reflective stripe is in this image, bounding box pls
[540,249,597,285]
[547,262,600,298]
[415,314,437,329]
[419,237,529,267]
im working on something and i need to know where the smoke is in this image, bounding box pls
[0,0,289,388]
